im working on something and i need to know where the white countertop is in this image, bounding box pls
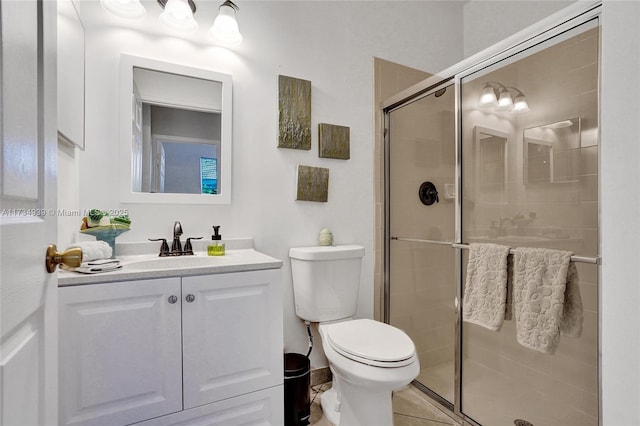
[58,239,283,286]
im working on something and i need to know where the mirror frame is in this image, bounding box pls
[118,54,232,204]
[473,125,509,204]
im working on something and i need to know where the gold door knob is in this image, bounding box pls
[45,245,82,273]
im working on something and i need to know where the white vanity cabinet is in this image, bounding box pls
[59,269,283,426]
[181,271,283,409]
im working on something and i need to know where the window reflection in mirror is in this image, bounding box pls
[119,55,232,204]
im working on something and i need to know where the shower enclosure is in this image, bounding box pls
[383,7,600,426]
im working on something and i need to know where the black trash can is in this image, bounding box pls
[284,353,310,426]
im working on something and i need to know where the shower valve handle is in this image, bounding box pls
[419,181,439,206]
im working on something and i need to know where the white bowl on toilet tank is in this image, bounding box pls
[289,245,365,322]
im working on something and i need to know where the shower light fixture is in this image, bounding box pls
[100,0,146,19]
[158,0,198,33]
[479,81,530,114]
[209,0,243,47]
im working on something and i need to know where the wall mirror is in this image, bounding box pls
[524,117,580,184]
[474,126,509,204]
[119,54,232,204]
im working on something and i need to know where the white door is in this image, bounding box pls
[0,1,58,425]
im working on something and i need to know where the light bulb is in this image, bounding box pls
[479,84,497,106]
[209,2,243,47]
[512,94,531,114]
[100,0,146,19]
[160,0,198,33]
[495,90,514,111]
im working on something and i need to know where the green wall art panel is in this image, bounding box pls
[296,165,329,202]
[318,123,350,159]
[278,75,311,150]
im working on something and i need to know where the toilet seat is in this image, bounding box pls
[325,319,416,368]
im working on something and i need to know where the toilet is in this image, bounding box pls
[289,245,419,426]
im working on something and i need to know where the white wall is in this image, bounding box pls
[600,2,640,424]
[68,1,464,368]
[463,1,575,57]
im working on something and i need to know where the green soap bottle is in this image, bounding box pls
[208,225,225,256]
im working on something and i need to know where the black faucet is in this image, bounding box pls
[172,221,183,252]
[149,221,202,256]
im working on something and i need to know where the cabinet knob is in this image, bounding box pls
[168,295,178,304]
[185,294,195,303]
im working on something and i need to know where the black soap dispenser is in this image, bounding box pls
[207,226,225,256]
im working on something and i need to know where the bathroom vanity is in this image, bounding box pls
[57,243,283,426]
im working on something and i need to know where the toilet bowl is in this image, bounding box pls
[289,245,419,425]
[318,319,419,426]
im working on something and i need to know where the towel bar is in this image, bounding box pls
[451,243,600,265]
[391,237,600,265]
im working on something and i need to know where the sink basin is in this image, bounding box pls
[126,255,221,270]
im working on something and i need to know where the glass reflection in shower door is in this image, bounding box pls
[387,85,456,405]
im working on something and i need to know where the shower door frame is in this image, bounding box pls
[383,79,462,418]
[382,3,602,425]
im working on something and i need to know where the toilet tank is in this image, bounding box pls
[289,245,365,322]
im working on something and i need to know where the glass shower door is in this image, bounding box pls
[459,18,600,426]
[387,85,456,405]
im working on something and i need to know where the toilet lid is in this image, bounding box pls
[326,319,416,368]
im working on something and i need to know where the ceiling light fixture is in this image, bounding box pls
[158,0,198,33]
[209,0,243,47]
[100,0,146,19]
[478,81,530,114]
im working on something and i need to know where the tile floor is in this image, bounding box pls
[309,382,461,426]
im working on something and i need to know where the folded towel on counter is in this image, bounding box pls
[513,247,583,354]
[462,243,511,331]
[64,259,122,274]
[66,241,112,261]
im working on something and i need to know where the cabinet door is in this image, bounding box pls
[130,385,284,426]
[59,278,183,426]
[182,269,283,409]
